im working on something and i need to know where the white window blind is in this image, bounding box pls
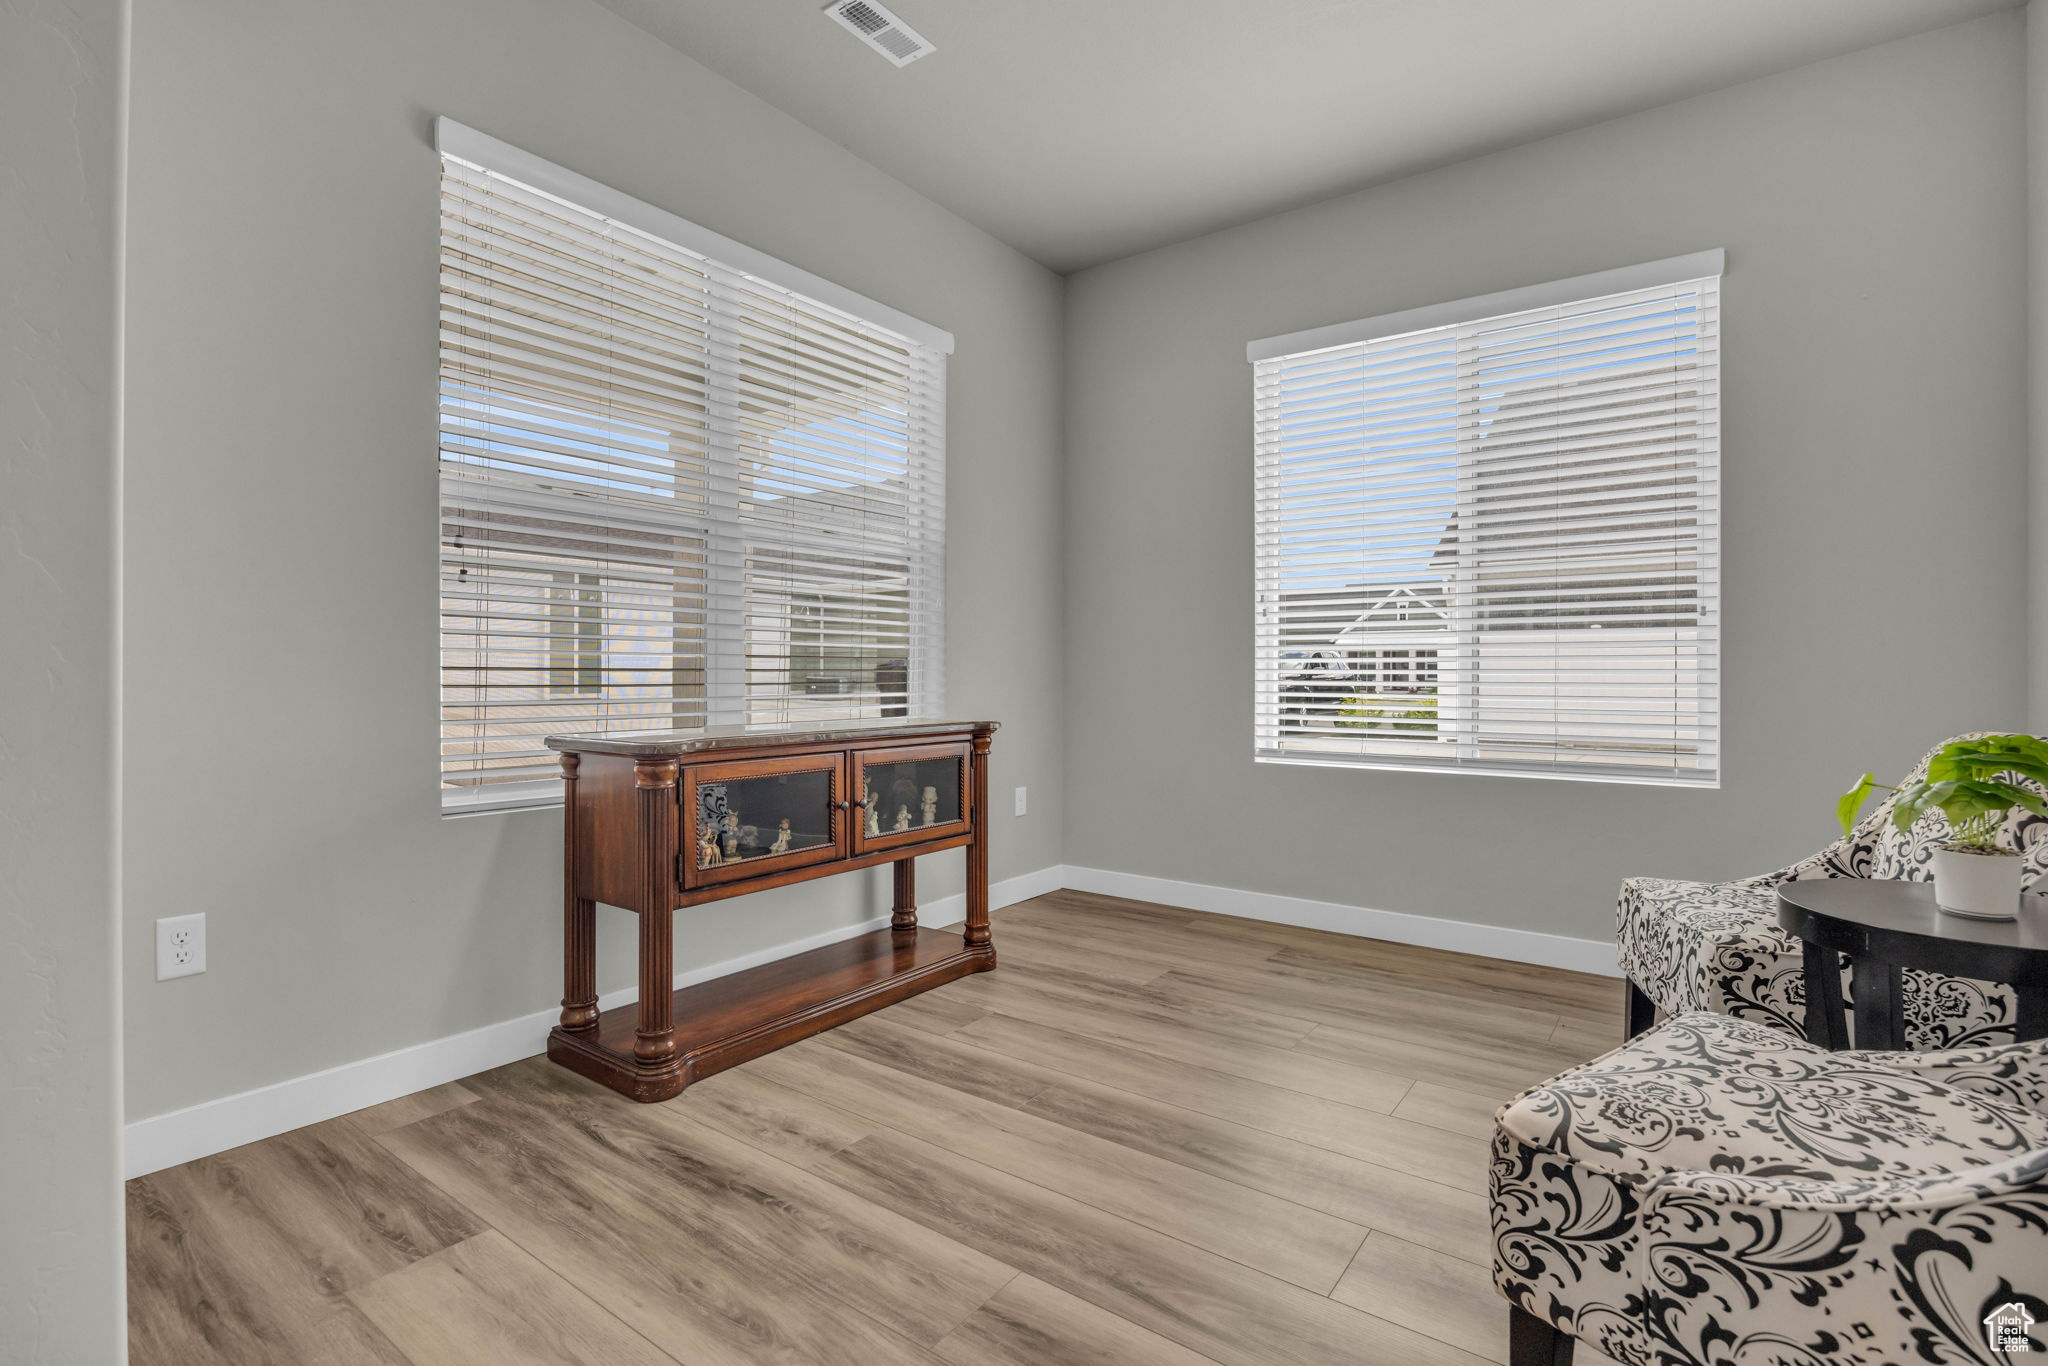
[1250,253,1721,786]
[437,123,949,813]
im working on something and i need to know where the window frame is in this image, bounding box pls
[1248,251,1723,788]
[435,119,954,815]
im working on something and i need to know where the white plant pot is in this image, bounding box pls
[1931,846,2022,921]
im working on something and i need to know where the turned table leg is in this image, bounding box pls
[892,858,918,933]
[964,733,992,950]
[561,897,599,1033]
[632,757,680,1068]
[635,908,677,1065]
[559,753,599,1034]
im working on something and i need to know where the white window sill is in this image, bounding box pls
[1254,751,1720,790]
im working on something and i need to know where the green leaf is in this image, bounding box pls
[1946,780,2006,815]
[1837,773,1878,839]
[1836,737,2048,842]
[1893,779,1956,832]
[2009,787,2048,819]
[1955,780,2025,815]
[1930,735,2048,786]
[1933,753,2048,786]
[1887,772,2046,840]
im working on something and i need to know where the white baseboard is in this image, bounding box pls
[922,862,1068,928]
[123,860,1608,1177]
[124,865,1065,1179]
[1058,865,1620,979]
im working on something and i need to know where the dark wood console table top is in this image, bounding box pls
[1776,878,2048,1050]
[544,719,998,1102]
[546,717,988,757]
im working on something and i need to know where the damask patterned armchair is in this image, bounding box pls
[1493,1011,2048,1366]
[1617,734,2045,1051]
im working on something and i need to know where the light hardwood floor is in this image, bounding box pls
[127,891,1626,1366]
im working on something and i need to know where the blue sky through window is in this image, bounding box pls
[1267,294,1705,593]
[443,380,913,506]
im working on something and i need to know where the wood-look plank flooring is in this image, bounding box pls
[127,890,1627,1366]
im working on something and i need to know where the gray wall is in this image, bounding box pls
[2033,0,2048,728]
[0,0,127,1356]
[1063,15,2028,946]
[123,0,1065,1121]
[114,0,2037,1125]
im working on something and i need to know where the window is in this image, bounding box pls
[1251,252,1721,786]
[436,120,951,812]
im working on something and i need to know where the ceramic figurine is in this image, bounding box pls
[698,828,723,868]
[721,811,741,858]
[894,805,912,833]
[890,778,919,815]
[769,819,791,855]
[921,786,938,826]
[739,824,759,852]
[865,784,880,837]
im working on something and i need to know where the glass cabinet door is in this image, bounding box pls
[851,743,970,854]
[682,754,846,888]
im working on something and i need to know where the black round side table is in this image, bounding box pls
[1776,879,2048,1050]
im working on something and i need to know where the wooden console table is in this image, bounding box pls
[544,719,998,1102]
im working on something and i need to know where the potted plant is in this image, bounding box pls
[1838,734,2048,920]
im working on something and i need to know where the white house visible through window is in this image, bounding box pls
[1250,252,1722,785]
[436,120,951,812]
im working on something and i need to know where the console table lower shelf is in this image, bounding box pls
[547,926,995,1102]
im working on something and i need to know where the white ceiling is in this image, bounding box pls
[593,0,2018,273]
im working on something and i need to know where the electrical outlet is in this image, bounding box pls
[1014,786,1027,816]
[156,913,206,981]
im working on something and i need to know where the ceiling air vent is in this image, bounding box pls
[824,0,935,68]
